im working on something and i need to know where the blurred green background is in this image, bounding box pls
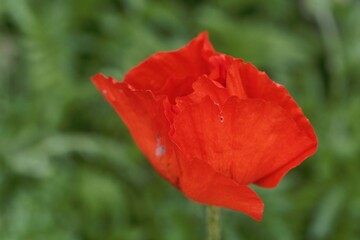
[1,0,359,239]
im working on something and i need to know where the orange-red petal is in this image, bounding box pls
[226,60,248,99]
[226,61,318,187]
[172,96,317,187]
[123,32,216,101]
[92,73,180,186]
[228,60,317,142]
[175,75,229,111]
[177,154,264,221]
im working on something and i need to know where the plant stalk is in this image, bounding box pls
[207,206,220,240]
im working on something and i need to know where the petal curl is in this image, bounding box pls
[178,154,264,221]
[92,73,180,186]
[207,54,234,86]
[226,60,248,99]
[123,32,216,101]
[172,96,317,187]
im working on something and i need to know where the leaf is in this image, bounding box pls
[308,187,346,240]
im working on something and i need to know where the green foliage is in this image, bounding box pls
[1,0,359,239]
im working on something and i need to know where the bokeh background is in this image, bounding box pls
[1,0,359,239]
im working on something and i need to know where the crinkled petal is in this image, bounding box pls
[123,32,216,101]
[92,73,180,186]
[175,75,229,111]
[207,54,234,86]
[192,76,229,105]
[172,96,317,187]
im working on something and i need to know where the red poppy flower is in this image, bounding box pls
[91,32,317,221]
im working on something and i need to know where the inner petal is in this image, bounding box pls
[123,32,217,102]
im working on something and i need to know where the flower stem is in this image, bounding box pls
[207,206,220,240]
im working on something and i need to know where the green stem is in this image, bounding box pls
[207,206,220,240]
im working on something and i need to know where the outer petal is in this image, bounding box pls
[172,96,317,187]
[177,152,264,221]
[92,73,180,186]
[123,32,216,101]
[227,60,317,142]
[226,60,318,187]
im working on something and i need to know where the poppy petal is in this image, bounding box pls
[92,73,180,186]
[230,61,317,142]
[178,154,264,221]
[227,61,318,187]
[192,76,229,105]
[175,75,229,111]
[123,32,216,101]
[207,54,234,86]
[226,60,248,99]
[172,96,317,187]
